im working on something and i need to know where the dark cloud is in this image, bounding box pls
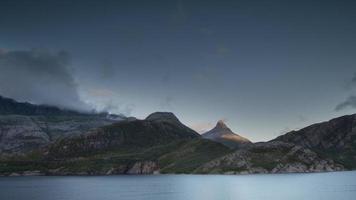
[335,96,356,111]
[0,49,90,111]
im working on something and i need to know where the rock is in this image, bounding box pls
[22,171,44,176]
[127,161,158,174]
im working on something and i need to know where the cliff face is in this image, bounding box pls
[0,115,117,155]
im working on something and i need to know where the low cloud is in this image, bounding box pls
[101,101,135,116]
[81,88,134,116]
[335,96,356,111]
[0,49,90,111]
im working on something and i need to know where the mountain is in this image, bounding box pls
[47,112,200,158]
[202,120,251,148]
[198,114,356,174]
[0,95,122,154]
[0,112,230,175]
[273,114,356,169]
[0,96,355,176]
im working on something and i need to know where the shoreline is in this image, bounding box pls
[0,169,353,177]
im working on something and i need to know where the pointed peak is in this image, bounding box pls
[216,120,228,129]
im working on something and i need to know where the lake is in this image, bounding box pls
[1,171,356,200]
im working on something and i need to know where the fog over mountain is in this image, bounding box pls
[0,49,90,112]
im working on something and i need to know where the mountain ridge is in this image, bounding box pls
[273,113,356,169]
[0,95,355,175]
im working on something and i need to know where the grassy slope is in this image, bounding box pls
[0,139,231,175]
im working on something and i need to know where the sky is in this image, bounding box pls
[1,0,356,142]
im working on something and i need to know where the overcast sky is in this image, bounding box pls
[1,0,356,142]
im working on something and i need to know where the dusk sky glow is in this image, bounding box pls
[1,0,356,141]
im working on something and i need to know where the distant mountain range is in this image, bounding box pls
[0,95,354,175]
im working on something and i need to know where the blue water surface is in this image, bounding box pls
[1,171,356,200]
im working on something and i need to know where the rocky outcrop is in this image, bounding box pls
[42,161,159,176]
[196,141,344,174]
[202,120,251,148]
[127,161,159,174]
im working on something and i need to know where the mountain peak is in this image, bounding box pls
[145,112,180,123]
[216,120,229,129]
[202,120,252,148]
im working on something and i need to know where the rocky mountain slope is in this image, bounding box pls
[196,141,343,174]
[47,112,200,158]
[273,114,356,169]
[0,138,231,176]
[198,114,356,174]
[202,120,251,148]
[0,115,117,155]
[0,96,122,155]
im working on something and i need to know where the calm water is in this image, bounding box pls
[1,171,356,200]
